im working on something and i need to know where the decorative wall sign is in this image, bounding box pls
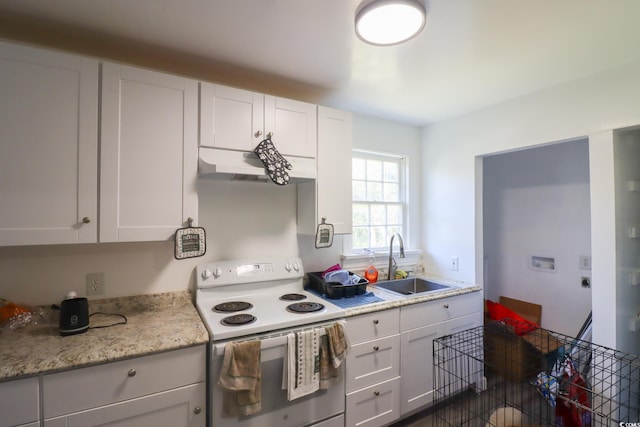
[175,218,206,259]
[315,217,334,249]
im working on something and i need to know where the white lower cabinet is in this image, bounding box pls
[345,309,401,427]
[399,292,483,417]
[44,383,204,427]
[42,345,206,427]
[0,377,39,427]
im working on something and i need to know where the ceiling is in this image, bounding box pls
[1,0,639,126]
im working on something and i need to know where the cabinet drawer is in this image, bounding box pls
[43,345,206,418]
[346,334,400,393]
[347,308,399,344]
[401,291,482,331]
[0,377,39,427]
[346,376,400,427]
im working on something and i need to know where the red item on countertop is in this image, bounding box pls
[364,266,378,283]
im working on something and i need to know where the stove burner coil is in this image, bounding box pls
[279,293,307,301]
[213,301,253,313]
[220,314,257,326]
[287,302,324,313]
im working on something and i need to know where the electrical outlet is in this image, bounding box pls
[579,255,591,270]
[450,257,459,271]
[86,272,105,296]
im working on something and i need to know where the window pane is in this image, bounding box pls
[352,227,369,249]
[371,226,386,248]
[352,181,366,201]
[352,203,369,226]
[367,159,382,181]
[388,225,401,237]
[384,161,399,182]
[367,182,383,201]
[387,204,402,225]
[370,205,386,225]
[352,158,365,180]
[383,183,399,202]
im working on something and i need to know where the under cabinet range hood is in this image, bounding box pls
[198,147,316,182]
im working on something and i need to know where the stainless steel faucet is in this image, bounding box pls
[387,233,405,280]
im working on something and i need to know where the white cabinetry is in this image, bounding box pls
[0,377,39,427]
[0,41,98,246]
[43,345,206,427]
[100,62,198,242]
[0,41,199,246]
[399,292,483,416]
[345,309,401,427]
[200,83,317,157]
[298,106,353,235]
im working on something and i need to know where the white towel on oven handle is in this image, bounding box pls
[285,328,320,400]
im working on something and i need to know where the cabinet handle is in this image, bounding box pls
[127,368,136,377]
[267,132,273,138]
[194,406,202,415]
[255,130,262,137]
[373,390,380,396]
[443,304,449,309]
[373,345,379,351]
[373,319,379,325]
[82,217,91,224]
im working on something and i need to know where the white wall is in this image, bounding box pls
[482,140,591,335]
[422,58,640,348]
[0,113,421,306]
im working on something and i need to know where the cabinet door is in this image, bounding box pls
[100,63,198,242]
[200,83,264,151]
[298,106,352,235]
[0,41,98,245]
[438,312,484,397]
[400,323,440,415]
[265,95,317,158]
[0,377,39,427]
[45,383,205,427]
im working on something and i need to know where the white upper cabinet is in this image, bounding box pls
[298,106,353,234]
[100,63,198,242]
[264,95,317,158]
[200,83,317,158]
[0,41,99,246]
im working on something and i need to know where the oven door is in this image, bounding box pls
[211,330,346,427]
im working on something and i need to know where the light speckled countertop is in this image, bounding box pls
[0,290,209,382]
[344,276,482,316]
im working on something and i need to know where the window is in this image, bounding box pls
[352,150,406,251]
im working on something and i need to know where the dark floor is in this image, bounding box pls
[390,374,553,427]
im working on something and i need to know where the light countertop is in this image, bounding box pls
[0,290,209,382]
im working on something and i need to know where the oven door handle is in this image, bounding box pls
[213,327,332,356]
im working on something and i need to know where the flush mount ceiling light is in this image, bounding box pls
[355,0,426,46]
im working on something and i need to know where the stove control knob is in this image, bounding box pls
[201,269,212,281]
[292,261,301,272]
[284,262,292,272]
[213,267,223,278]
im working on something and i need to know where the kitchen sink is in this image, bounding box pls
[373,277,453,296]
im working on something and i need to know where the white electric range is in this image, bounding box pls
[194,257,347,427]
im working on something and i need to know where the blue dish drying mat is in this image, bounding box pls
[309,289,383,308]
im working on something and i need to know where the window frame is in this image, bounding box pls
[348,149,408,253]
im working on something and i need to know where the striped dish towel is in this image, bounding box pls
[287,329,320,400]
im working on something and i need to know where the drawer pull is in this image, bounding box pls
[373,390,380,396]
[82,217,91,224]
[373,319,379,325]
[443,304,449,309]
[194,406,202,415]
[127,368,137,377]
[373,345,379,351]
